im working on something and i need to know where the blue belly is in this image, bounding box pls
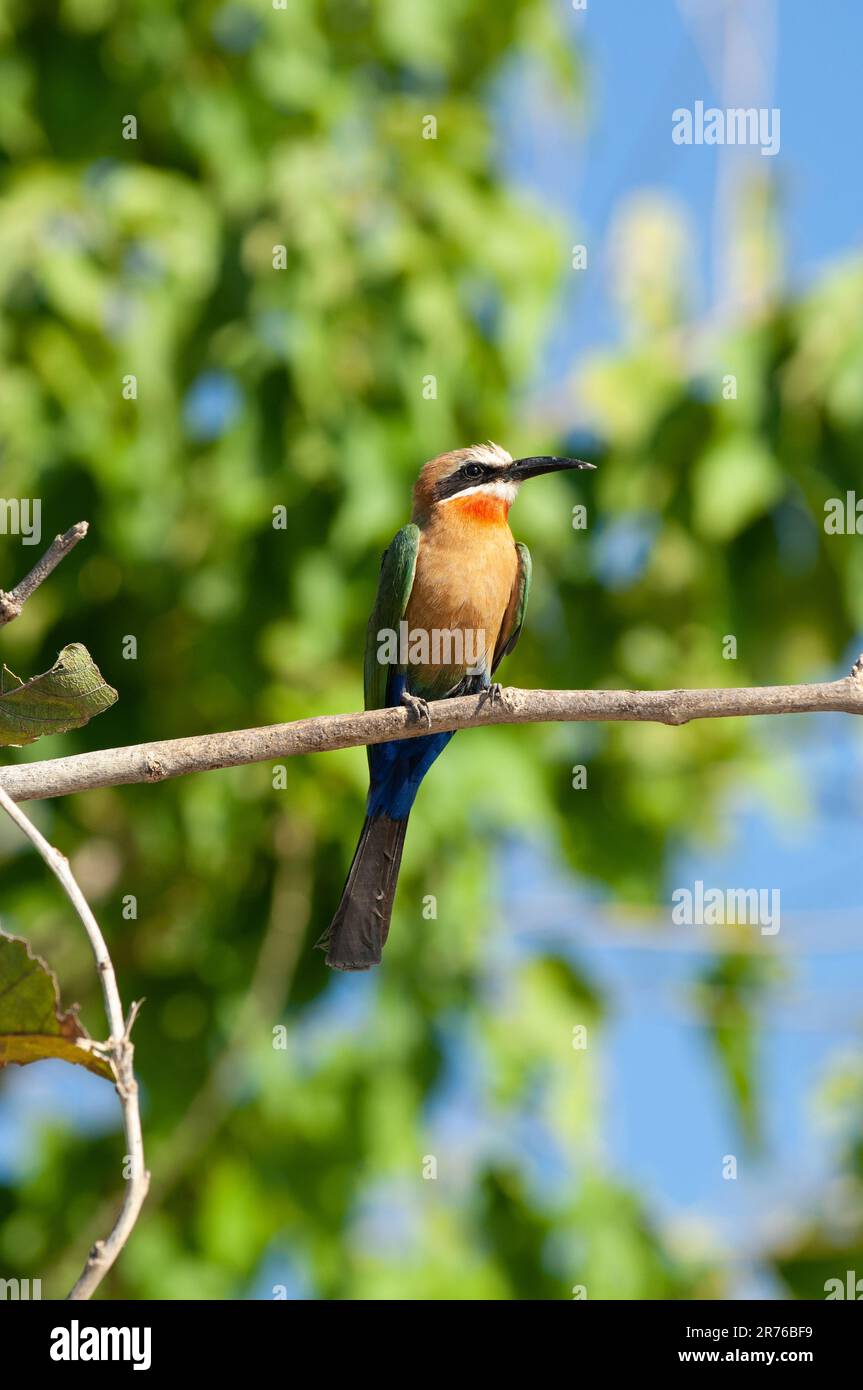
[366,671,466,819]
[367,730,455,818]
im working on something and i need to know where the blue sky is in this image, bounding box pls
[499,0,863,378]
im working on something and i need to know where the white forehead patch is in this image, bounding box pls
[470,441,513,468]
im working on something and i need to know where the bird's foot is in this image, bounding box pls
[402,691,432,728]
[480,682,506,709]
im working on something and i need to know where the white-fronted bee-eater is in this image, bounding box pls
[318,442,596,970]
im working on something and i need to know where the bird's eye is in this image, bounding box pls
[462,463,483,478]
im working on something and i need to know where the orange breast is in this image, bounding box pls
[402,507,519,697]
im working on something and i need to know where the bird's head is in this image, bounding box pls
[412,442,595,523]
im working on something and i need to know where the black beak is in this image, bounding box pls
[509,455,597,480]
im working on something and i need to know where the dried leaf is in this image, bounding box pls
[0,931,113,1080]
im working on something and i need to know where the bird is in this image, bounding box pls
[317,442,596,971]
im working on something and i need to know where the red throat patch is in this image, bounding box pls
[449,494,510,524]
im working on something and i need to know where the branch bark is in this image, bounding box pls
[0,786,149,1298]
[1,659,863,803]
[0,522,89,627]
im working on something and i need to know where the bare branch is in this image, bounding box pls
[1,658,863,804]
[0,522,89,627]
[0,785,149,1298]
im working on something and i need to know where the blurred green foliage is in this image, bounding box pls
[0,0,861,1300]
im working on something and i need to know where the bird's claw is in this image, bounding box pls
[402,692,432,727]
[481,682,505,708]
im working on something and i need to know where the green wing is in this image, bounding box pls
[363,524,420,712]
[492,542,531,674]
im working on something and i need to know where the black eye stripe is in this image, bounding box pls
[432,462,498,501]
[429,455,518,501]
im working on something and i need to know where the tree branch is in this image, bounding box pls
[0,785,149,1298]
[2,659,863,804]
[0,522,89,627]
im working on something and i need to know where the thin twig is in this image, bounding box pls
[1,657,863,804]
[44,817,311,1288]
[0,785,149,1299]
[0,522,89,627]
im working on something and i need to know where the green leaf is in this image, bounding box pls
[0,932,113,1080]
[0,643,117,747]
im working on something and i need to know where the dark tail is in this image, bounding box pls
[316,813,410,971]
